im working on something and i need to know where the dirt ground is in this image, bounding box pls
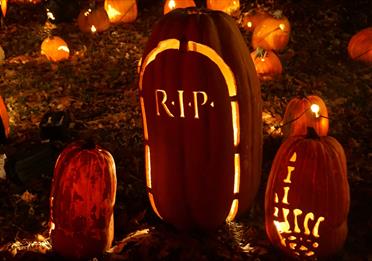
[0,0,371,260]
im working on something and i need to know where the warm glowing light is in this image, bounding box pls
[233,153,240,193]
[91,25,97,33]
[46,9,55,20]
[57,45,70,53]
[247,21,252,28]
[148,193,162,219]
[106,4,121,20]
[231,101,240,146]
[168,0,176,10]
[226,199,239,222]
[279,23,286,31]
[84,9,91,16]
[310,104,320,118]
[145,145,151,188]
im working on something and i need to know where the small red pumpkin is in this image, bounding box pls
[250,47,282,80]
[77,6,110,33]
[347,27,372,64]
[50,140,117,259]
[242,8,270,32]
[282,95,329,139]
[40,36,70,62]
[265,128,350,258]
[252,10,290,51]
[163,0,195,15]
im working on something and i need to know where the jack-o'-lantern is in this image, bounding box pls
[50,140,117,259]
[163,0,195,15]
[347,27,372,64]
[265,128,350,258]
[206,0,240,16]
[250,47,282,80]
[40,36,70,62]
[104,0,137,24]
[242,8,270,32]
[0,96,10,142]
[77,6,110,33]
[282,95,329,139]
[252,10,290,51]
[139,8,262,230]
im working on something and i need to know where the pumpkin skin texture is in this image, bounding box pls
[77,6,111,33]
[347,27,372,64]
[104,0,137,24]
[50,141,117,259]
[250,48,282,80]
[265,131,350,258]
[252,11,290,51]
[0,96,10,142]
[282,95,329,139]
[163,0,195,15]
[139,8,262,230]
[206,0,240,16]
[242,8,270,32]
[40,36,70,62]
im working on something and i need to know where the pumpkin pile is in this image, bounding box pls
[243,9,291,80]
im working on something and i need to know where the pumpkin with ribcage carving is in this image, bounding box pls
[139,8,262,230]
[50,140,117,259]
[265,128,349,258]
[282,95,328,139]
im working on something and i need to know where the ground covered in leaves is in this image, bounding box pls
[0,0,371,260]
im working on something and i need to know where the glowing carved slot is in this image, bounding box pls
[311,104,320,118]
[145,145,152,188]
[168,0,176,10]
[106,4,121,21]
[231,101,240,146]
[148,193,162,219]
[233,153,240,194]
[272,151,326,256]
[91,25,97,33]
[226,199,238,222]
[57,46,70,53]
[140,97,148,140]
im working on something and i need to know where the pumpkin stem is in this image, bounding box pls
[272,10,283,19]
[255,47,267,59]
[306,127,320,140]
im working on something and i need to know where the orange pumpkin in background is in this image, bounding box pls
[163,0,195,15]
[252,10,290,51]
[206,0,240,16]
[265,128,349,258]
[347,27,372,64]
[0,96,10,142]
[50,140,117,259]
[104,0,137,24]
[40,36,70,62]
[242,8,270,32]
[77,6,110,33]
[282,95,329,139]
[251,48,282,80]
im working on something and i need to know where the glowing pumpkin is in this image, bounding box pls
[347,27,372,64]
[104,0,137,24]
[265,128,349,258]
[0,96,10,142]
[252,10,290,51]
[242,8,270,32]
[1,0,7,17]
[139,8,262,230]
[50,140,117,259]
[250,47,282,80]
[282,95,329,139]
[77,6,110,33]
[40,36,70,62]
[206,0,240,16]
[163,0,195,15]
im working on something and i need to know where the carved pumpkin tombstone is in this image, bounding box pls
[265,128,350,258]
[50,140,117,259]
[139,8,262,230]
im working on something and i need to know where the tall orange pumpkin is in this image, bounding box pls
[347,27,372,64]
[282,95,329,139]
[139,8,262,230]
[265,128,350,258]
[206,0,240,16]
[163,0,195,15]
[50,141,117,259]
[250,48,282,80]
[252,10,290,51]
[104,0,137,24]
